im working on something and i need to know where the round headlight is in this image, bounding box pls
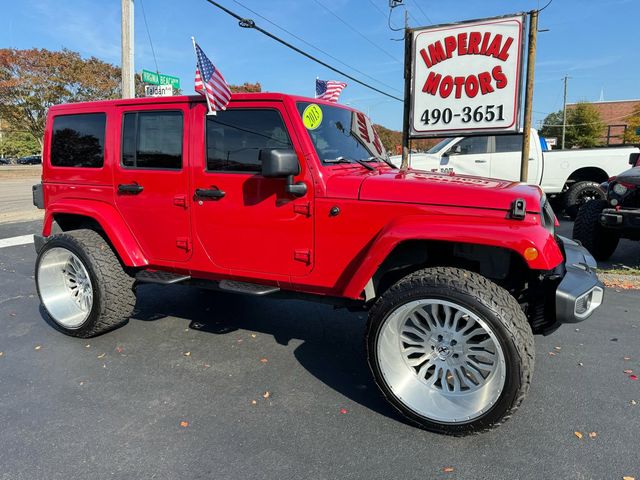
[613,183,628,195]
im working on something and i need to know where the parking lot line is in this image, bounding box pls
[0,234,34,249]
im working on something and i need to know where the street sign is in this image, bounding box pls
[145,85,174,97]
[408,14,526,138]
[141,69,181,89]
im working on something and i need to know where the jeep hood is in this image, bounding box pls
[358,170,542,212]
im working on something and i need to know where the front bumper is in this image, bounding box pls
[600,208,640,232]
[554,236,604,323]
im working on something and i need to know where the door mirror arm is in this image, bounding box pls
[285,175,307,197]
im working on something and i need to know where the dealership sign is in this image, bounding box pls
[409,14,525,137]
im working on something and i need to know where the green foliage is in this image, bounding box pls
[540,102,605,148]
[623,105,640,144]
[0,132,40,158]
[229,82,262,93]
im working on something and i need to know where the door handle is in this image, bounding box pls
[118,183,143,194]
[474,159,487,163]
[195,187,225,199]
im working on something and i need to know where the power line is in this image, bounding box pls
[201,0,403,102]
[139,0,159,74]
[311,0,402,63]
[409,0,433,25]
[229,0,402,94]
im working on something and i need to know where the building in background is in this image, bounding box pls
[567,99,640,145]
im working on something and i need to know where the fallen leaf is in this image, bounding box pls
[260,358,268,363]
[115,346,124,353]
[554,346,562,351]
[85,344,91,348]
[237,339,243,343]
[97,353,106,359]
[630,375,638,381]
[79,381,84,386]
[624,369,634,374]
[624,356,631,361]
[179,421,189,427]
[442,467,455,473]
[622,476,635,480]
[574,431,583,439]
[577,362,584,367]
[631,400,638,406]
[251,400,257,405]
[575,328,580,332]
[0,352,4,357]
[588,431,597,439]
[262,391,270,399]
[34,345,42,351]
[251,334,257,338]
[183,351,191,357]
[9,312,16,317]
[204,364,211,368]
[340,408,348,414]
[548,352,557,356]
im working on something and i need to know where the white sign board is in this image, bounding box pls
[145,84,174,97]
[410,14,525,137]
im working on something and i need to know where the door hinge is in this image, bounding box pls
[176,237,191,251]
[293,202,311,217]
[173,194,188,208]
[294,249,311,264]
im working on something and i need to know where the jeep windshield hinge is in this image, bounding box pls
[509,198,527,220]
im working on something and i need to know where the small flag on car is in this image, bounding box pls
[316,79,347,103]
[192,37,231,115]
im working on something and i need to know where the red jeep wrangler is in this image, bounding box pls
[32,93,603,435]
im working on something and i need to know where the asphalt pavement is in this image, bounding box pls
[0,219,638,480]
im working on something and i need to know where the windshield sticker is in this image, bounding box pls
[302,104,323,130]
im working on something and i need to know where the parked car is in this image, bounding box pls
[0,157,14,165]
[390,129,639,218]
[573,152,640,260]
[32,93,603,435]
[17,155,42,165]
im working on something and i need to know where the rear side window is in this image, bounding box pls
[122,111,183,169]
[206,109,292,172]
[494,134,523,153]
[51,113,106,168]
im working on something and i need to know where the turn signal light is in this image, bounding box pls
[523,247,539,261]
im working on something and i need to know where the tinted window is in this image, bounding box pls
[51,113,106,168]
[206,109,292,172]
[454,136,490,155]
[494,134,523,153]
[122,111,183,169]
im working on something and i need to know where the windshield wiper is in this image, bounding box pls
[365,156,397,169]
[325,156,375,171]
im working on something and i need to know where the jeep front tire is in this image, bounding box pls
[366,267,534,435]
[35,229,136,338]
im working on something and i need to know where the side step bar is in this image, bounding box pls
[218,280,280,296]
[136,270,191,285]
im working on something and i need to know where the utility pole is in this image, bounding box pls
[561,74,570,150]
[400,9,411,170]
[121,0,135,99]
[520,9,538,182]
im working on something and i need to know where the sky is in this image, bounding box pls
[1,0,638,131]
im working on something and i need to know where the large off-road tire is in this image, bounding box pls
[366,267,534,435]
[573,199,619,261]
[563,181,605,219]
[35,229,136,338]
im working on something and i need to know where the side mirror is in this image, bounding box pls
[259,149,307,197]
[629,152,640,166]
[447,144,462,156]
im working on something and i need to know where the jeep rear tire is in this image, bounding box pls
[366,267,534,435]
[573,199,619,261]
[35,229,136,338]
[563,181,605,219]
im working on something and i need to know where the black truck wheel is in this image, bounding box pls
[564,181,605,219]
[366,267,534,435]
[35,229,136,338]
[573,199,619,261]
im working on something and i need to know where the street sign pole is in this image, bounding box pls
[520,10,538,182]
[401,10,411,171]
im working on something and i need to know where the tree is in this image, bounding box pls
[623,104,640,144]
[229,82,262,93]
[0,131,40,158]
[540,102,605,148]
[0,48,138,148]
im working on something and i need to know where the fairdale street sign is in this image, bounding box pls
[141,69,181,89]
[145,84,174,97]
[409,14,525,137]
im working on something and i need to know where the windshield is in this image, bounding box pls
[297,102,389,165]
[427,138,454,154]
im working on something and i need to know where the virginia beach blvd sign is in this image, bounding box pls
[409,14,525,137]
[141,69,181,89]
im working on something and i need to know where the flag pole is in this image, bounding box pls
[191,36,217,116]
[315,76,318,99]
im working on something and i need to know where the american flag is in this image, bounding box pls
[316,79,347,103]
[193,41,231,112]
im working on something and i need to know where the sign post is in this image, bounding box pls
[402,14,527,168]
[520,10,538,181]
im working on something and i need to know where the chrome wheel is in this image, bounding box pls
[37,247,93,329]
[376,299,506,423]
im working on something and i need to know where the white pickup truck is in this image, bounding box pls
[391,129,640,217]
